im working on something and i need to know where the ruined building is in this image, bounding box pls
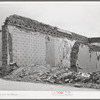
[1,14,100,75]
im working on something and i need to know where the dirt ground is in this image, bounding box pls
[0,78,99,91]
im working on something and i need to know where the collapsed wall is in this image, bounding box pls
[2,15,78,71]
[77,43,100,73]
[1,14,100,75]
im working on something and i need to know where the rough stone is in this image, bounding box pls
[74,83,83,88]
[70,41,81,71]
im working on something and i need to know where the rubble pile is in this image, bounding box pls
[3,64,100,89]
[3,64,51,82]
[3,64,68,84]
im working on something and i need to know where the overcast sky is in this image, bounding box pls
[0,2,100,37]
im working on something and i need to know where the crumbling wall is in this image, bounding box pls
[70,33,89,71]
[3,14,79,69]
[70,42,81,71]
[6,24,77,68]
[90,43,100,47]
[5,15,72,40]
[77,44,100,73]
[7,25,46,67]
[88,37,100,43]
[2,25,8,71]
[46,35,76,68]
[88,37,100,47]
[46,35,55,66]
[3,14,99,74]
[54,37,75,68]
[71,33,88,43]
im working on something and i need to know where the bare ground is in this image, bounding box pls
[0,78,99,91]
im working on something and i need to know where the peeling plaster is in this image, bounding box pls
[54,37,76,68]
[70,41,81,71]
[2,14,100,74]
[77,44,100,72]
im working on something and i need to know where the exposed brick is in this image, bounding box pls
[2,25,8,75]
[70,41,81,72]
[88,37,100,43]
[5,14,88,42]
[88,45,100,52]
[2,14,100,74]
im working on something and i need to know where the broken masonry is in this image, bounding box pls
[1,14,100,76]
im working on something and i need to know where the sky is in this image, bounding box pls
[0,2,100,37]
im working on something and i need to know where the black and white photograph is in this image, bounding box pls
[0,1,100,99]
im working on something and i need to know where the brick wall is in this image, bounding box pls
[3,14,99,73]
[2,25,8,75]
[88,37,100,43]
[3,24,76,69]
[71,33,88,43]
[70,41,81,71]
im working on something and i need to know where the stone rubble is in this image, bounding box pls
[3,63,100,89]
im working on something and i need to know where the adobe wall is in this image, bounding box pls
[3,14,97,74]
[54,36,76,68]
[2,15,79,70]
[7,25,46,67]
[3,25,77,68]
[77,43,100,73]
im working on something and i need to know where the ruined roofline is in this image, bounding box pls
[88,37,100,43]
[4,14,88,42]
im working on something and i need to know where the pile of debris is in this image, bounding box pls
[3,64,69,83]
[3,63,100,89]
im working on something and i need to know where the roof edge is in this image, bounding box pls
[5,14,88,42]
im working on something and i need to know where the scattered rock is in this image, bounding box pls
[74,83,83,88]
[2,64,100,89]
[81,73,90,78]
[64,79,70,83]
